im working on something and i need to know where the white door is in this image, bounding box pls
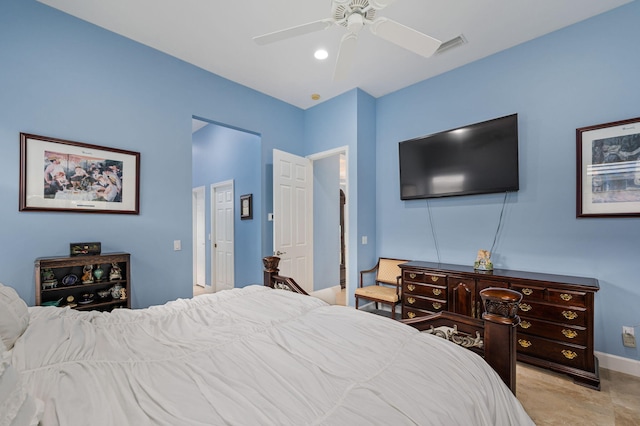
[212,181,234,292]
[273,149,313,293]
[192,186,206,287]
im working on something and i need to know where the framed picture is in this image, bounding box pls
[240,194,252,220]
[577,117,640,217]
[20,133,140,214]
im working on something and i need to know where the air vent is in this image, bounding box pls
[436,34,467,54]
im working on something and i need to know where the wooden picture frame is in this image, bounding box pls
[20,133,140,214]
[240,194,252,220]
[577,117,640,217]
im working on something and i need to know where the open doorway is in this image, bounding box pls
[192,118,261,297]
[310,148,348,306]
[272,147,348,304]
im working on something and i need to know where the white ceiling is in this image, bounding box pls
[38,0,632,110]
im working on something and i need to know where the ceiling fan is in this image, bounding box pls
[253,0,442,81]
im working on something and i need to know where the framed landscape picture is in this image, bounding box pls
[577,117,640,217]
[20,133,140,214]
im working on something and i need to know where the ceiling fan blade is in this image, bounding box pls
[253,19,333,45]
[370,17,441,57]
[368,0,399,10]
[333,32,359,81]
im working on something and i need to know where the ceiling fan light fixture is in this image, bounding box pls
[347,13,364,33]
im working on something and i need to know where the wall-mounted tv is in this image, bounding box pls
[399,114,519,200]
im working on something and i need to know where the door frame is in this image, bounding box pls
[211,180,234,292]
[192,186,206,287]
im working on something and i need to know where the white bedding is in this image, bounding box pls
[10,286,534,425]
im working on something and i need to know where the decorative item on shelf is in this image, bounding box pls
[81,265,94,284]
[42,297,63,307]
[473,249,493,271]
[97,289,111,299]
[61,274,78,286]
[41,268,58,289]
[78,293,95,305]
[110,283,123,299]
[70,242,102,257]
[66,295,77,308]
[120,288,127,300]
[93,265,104,282]
[109,263,122,281]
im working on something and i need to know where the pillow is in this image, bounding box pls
[0,284,29,350]
[0,353,43,426]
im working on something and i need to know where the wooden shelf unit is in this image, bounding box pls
[400,261,600,390]
[35,252,131,311]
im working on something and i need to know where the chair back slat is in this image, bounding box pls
[376,258,406,285]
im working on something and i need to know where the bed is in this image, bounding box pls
[1,265,534,425]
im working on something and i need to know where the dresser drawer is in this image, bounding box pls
[403,294,447,313]
[510,283,546,301]
[404,282,446,300]
[548,289,587,307]
[518,317,587,346]
[516,334,588,370]
[403,307,434,320]
[517,301,587,327]
[403,270,446,286]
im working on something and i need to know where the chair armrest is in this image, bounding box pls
[359,264,379,288]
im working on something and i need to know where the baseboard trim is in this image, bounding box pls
[595,351,640,378]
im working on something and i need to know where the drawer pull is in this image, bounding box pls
[562,329,578,339]
[430,276,439,282]
[560,293,572,301]
[522,288,533,296]
[407,297,416,305]
[407,284,416,292]
[562,310,578,320]
[409,273,417,279]
[432,288,442,296]
[520,320,532,329]
[407,312,416,319]
[562,350,578,360]
[432,302,442,310]
[519,303,532,312]
[518,339,532,348]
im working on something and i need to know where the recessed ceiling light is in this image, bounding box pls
[314,49,328,60]
[311,94,321,101]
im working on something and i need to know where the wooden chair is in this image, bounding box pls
[355,258,408,320]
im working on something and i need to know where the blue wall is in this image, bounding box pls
[375,3,640,359]
[0,0,303,308]
[1,0,638,362]
[192,123,261,287]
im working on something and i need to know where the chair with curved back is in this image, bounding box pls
[355,258,409,320]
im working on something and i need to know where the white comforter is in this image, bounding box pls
[11,286,534,425]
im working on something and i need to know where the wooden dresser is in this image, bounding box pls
[400,261,600,390]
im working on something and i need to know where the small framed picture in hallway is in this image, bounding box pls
[240,193,252,220]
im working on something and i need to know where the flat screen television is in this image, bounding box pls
[399,114,519,200]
